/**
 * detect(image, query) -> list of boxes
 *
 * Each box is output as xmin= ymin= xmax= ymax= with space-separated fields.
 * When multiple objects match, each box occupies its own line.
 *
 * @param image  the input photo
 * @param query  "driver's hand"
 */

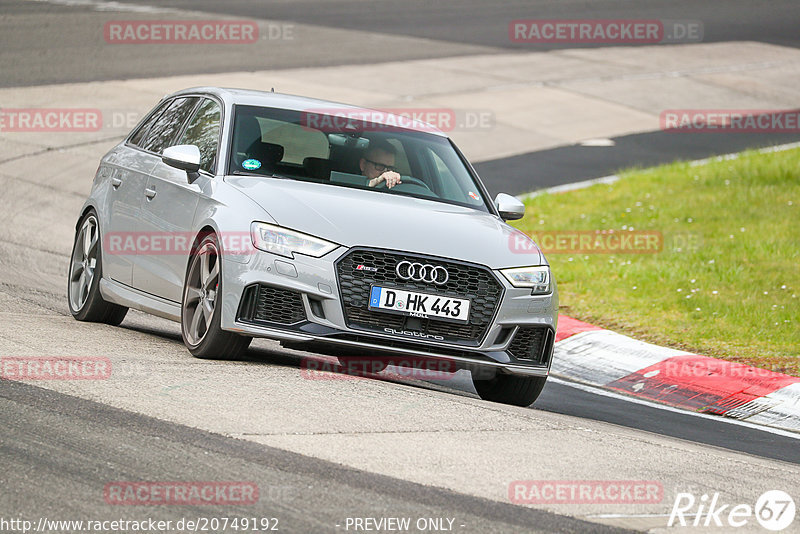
xmin=373 ymin=171 xmax=402 ymax=188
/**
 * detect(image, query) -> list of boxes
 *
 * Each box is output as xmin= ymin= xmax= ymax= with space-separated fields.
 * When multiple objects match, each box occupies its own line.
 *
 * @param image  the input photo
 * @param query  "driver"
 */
xmin=360 ymin=139 xmax=402 ymax=189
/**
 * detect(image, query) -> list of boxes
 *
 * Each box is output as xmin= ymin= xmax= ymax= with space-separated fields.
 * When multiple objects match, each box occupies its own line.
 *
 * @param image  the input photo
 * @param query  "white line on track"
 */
xmin=28 ymin=0 xmax=179 ymax=13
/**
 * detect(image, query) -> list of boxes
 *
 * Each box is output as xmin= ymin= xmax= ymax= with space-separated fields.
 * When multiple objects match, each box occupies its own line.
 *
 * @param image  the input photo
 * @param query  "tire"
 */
xmin=67 ymin=210 xmax=128 ymax=326
xmin=472 ymin=372 xmax=547 ymax=407
xmin=181 ymin=233 xmax=251 ymax=360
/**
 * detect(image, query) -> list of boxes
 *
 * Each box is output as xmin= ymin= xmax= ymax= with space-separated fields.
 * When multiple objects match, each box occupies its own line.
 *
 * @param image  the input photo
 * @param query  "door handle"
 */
xmin=144 ymin=187 xmax=157 ymax=199
xmin=111 ymin=177 xmax=123 ymax=188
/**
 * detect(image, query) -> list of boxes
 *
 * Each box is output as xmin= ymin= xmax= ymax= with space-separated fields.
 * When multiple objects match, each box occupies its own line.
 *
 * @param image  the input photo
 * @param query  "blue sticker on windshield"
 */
xmin=242 ymin=159 xmax=261 ymax=170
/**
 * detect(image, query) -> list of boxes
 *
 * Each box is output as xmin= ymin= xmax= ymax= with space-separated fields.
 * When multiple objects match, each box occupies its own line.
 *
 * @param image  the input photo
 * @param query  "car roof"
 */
xmin=168 ymin=86 xmax=449 ymax=137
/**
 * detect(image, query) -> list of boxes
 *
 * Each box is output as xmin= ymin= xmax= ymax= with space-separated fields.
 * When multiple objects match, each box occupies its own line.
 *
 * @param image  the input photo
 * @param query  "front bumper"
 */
xmin=220 ymin=246 xmax=558 ymax=377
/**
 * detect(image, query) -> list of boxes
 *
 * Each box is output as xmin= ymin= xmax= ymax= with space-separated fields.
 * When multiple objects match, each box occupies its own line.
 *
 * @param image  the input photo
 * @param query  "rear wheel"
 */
xmin=67 ymin=211 xmax=128 ymax=325
xmin=472 ymin=372 xmax=547 ymax=407
xmin=181 ymin=233 xmax=251 ymax=359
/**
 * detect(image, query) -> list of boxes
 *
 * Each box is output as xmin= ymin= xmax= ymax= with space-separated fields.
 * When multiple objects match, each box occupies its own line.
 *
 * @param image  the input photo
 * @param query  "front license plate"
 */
xmin=369 ymin=286 xmax=470 ymax=323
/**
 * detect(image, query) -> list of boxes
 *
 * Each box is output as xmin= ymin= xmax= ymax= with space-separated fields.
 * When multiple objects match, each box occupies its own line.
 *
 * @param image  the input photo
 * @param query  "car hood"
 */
xmin=225 ymin=176 xmax=544 ymax=268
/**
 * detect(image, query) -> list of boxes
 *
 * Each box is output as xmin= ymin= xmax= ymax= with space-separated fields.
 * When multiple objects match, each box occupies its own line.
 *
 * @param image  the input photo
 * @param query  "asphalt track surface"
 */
xmin=1 ymin=379 xmax=627 ymax=534
xmin=3 ymin=0 xmax=800 ymax=85
xmin=4 ymin=0 xmax=800 ymax=194
xmin=474 ymin=130 xmax=800 ymax=196
xmin=2 ymin=1 xmax=800 ymax=532
xmin=57 ymin=0 xmax=800 ymax=52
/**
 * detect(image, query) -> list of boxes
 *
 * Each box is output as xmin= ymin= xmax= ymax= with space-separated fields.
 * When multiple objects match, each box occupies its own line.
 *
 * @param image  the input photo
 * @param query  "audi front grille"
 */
xmin=335 ymin=248 xmax=504 ymax=346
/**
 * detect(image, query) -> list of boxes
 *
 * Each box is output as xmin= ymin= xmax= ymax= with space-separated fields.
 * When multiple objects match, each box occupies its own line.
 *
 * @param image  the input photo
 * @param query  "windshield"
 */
xmin=227 ymin=105 xmax=490 ymax=212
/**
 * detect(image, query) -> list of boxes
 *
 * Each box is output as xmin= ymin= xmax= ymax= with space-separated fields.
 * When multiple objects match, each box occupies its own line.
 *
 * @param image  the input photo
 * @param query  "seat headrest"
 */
xmin=303 ymin=157 xmax=332 ymax=180
xmin=233 ymin=116 xmax=282 ymax=168
xmin=257 ymin=142 xmax=284 ymax=164
xmin=237 ymin=116 xmax=262 ymax=145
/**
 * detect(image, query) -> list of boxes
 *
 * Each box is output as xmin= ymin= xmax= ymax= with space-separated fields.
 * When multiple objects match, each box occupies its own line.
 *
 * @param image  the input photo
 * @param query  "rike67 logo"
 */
xmin=669 ymin=490 xmax=795 ymax=531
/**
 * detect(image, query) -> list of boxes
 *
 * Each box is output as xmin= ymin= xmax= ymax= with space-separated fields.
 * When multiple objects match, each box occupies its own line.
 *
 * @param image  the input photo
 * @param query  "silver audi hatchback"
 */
xmin=68 ymin=87 xmax=558 ymax=406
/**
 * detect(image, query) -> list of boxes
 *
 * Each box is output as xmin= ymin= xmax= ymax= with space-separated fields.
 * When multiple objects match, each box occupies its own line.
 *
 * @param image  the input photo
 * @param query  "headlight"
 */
xmin=250 ymin=222 xmax=338 ymax=259
xmin=500 ymin=266 xmax=551 ymax=294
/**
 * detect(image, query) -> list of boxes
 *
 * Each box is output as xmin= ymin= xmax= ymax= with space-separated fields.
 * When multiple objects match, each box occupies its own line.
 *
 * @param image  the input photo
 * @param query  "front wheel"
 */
xmin=67 ymin=211 xmax=128 ymax=325
xmin=181 ymin=233 xmax=251 ymax=360
xmin=472 ymin=372 xmax=547 ymax=407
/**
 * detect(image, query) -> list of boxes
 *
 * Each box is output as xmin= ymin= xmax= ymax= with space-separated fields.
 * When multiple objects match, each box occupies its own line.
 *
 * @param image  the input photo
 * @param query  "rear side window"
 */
xmin=129 ymin=100 xmax=170 ymax=147
xmin=140 ymin=97 xmax=199 ymax=154
xmin=179 ymin=98 xmax=221 ymax=174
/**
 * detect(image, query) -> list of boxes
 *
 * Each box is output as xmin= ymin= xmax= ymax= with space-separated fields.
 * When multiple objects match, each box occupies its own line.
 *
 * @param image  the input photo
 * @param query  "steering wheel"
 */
xmin=375 ymin=175 xmax=432 ymax=191
xmin=387 ymin=182 xmax=438 ymax=197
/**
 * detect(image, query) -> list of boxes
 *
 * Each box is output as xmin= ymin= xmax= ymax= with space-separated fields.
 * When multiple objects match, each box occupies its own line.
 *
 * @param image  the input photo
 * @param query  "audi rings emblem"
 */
xmin=395 ymin=261 xmax=449 ymax=285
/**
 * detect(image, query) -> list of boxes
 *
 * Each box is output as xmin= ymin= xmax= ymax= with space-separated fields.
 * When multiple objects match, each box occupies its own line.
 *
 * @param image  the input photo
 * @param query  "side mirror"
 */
xmin=163 ymin=144 xmax=201 ymax=184
xmin=494 ymin=193 xmax=525 ymax=221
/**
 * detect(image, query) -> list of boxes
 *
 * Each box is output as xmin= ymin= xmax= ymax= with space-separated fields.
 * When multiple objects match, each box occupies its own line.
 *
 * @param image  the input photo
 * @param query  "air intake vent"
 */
xmin=237 ymin=284 xmax=306 ymax=326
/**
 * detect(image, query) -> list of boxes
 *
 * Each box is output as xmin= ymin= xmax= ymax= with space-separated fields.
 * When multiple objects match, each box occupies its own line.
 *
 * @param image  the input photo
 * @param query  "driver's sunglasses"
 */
xmin=365 ymin=158 xmax=396 ymax=173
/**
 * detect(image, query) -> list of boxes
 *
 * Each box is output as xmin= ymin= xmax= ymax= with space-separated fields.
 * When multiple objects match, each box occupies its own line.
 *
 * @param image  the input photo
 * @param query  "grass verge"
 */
xmin=513 ymin=147 xmax=799 ymax=375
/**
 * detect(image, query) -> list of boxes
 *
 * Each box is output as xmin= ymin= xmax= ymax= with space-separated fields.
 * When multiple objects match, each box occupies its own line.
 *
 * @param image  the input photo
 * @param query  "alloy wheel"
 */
xmin=182 ymin=240 xmax=220 ymax=346
xmin=69 ymin=216 xmax=99 ymax=312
